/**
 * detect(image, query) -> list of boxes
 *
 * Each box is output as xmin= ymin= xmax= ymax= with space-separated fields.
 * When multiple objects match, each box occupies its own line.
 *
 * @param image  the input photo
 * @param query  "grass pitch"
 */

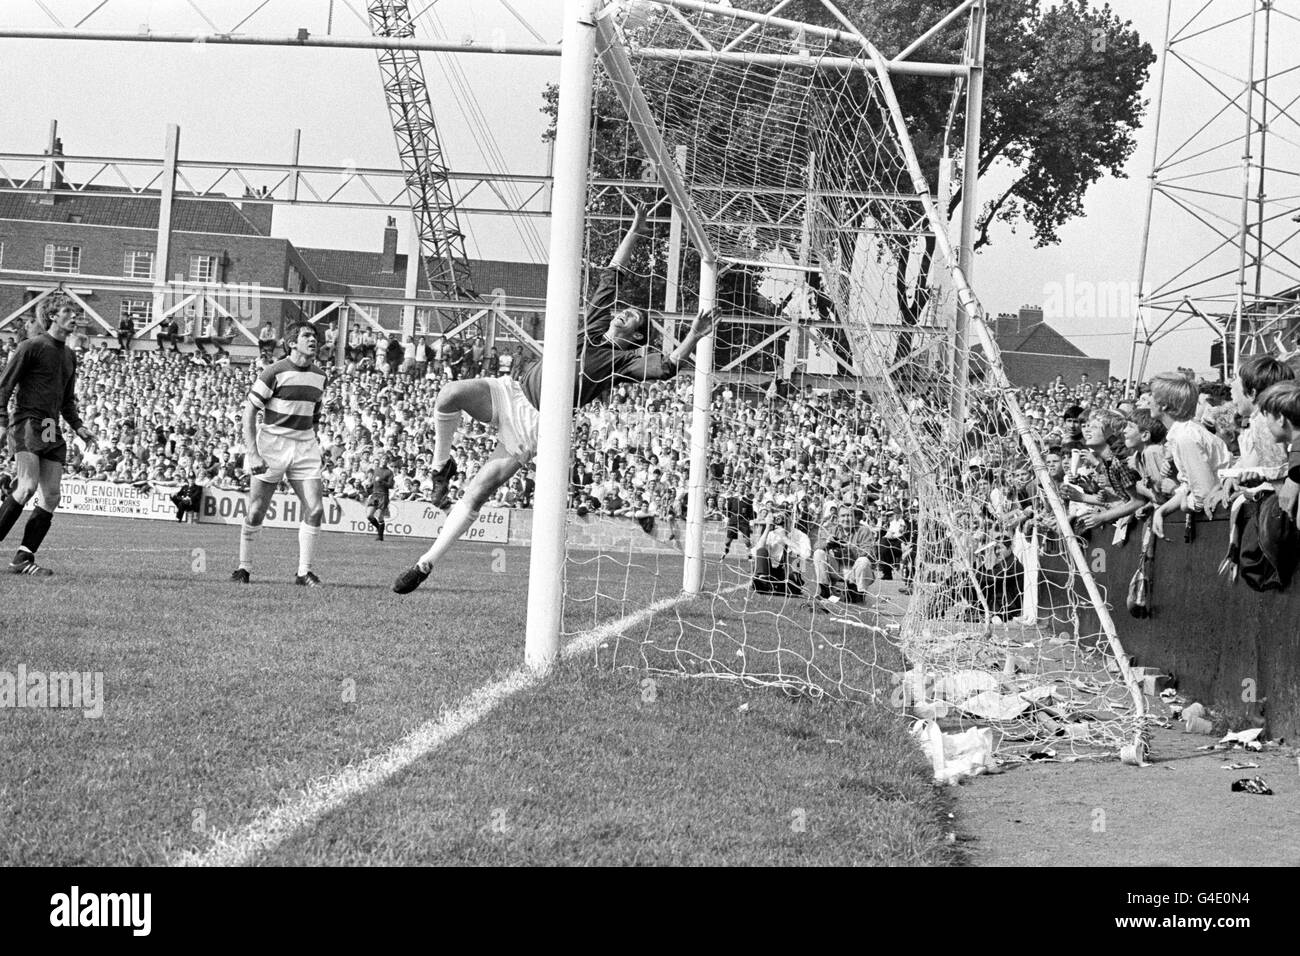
xmin=0 ymin=515 xmax=960 ymax=866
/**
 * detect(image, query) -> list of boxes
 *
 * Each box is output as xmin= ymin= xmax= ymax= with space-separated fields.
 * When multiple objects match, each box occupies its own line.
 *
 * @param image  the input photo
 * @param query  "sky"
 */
xmin=1 ymin=0 xmax=1295 ymax=378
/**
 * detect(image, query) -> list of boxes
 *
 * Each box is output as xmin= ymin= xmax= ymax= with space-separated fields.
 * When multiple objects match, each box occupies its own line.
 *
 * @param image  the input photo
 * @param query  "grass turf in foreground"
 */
xmin=1 ymin=515 xmax=959 ymax=866
xmin=0 ymin=518 xmax=525 ymax=865
xmin=266 ymin=660 xmax=963 ymax=866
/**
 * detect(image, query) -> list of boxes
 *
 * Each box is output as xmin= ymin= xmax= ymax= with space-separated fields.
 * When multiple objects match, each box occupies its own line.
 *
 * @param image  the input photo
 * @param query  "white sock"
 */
xmin=298 ymin=523 xmax=320 ymax=576
xmin=239 ymin=521 xmax=261 ymax=570
xmin=416 ymin=500 xmax=478 ymax=572
xmin=432 ymin=409 xmax=462 ymax=469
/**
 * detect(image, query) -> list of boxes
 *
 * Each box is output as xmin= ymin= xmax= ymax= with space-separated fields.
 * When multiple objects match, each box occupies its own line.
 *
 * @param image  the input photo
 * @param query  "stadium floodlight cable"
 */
xmin=415 ymin=3 xmax=550 ymax=264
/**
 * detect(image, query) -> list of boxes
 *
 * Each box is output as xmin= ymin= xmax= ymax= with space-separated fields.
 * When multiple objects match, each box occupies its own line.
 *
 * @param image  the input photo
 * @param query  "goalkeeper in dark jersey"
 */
xmin=393 ymin=203 xmax=715 ymax=594
xmin=0 ymin=300 xmax=98 ymax=575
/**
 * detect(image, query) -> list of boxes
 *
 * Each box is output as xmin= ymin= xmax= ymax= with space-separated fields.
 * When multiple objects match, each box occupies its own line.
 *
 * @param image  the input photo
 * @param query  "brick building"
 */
xmin=296 ymin=223 xmax=546 ymax=343
xmin=0 ymin=140 xmax=547 ymax=350
xmin=0 ymin=183 xmax=313 ymax=339
xmin=992 ymin=305 xmax=1109 ymax=387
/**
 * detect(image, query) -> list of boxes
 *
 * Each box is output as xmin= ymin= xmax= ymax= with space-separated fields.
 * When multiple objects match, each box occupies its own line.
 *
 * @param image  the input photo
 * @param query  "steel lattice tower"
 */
xmin=368 ymin=0 xmax=477 ymax=329
xmin=1129 ymin=0 xmax=1300 ymax=383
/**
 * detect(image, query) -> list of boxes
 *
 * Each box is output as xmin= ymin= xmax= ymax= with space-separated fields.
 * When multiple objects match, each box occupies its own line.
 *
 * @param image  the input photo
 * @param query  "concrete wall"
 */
xmin=1068 ymin=510 xmax=1300 ymax=741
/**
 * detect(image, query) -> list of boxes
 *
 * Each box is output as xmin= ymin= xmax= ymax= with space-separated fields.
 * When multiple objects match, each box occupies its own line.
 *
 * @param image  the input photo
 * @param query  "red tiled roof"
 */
xmin=0 ymin=184 xmax=266 ymax=236
xmin=996 ymin=318 xmax=1088 ymax=358
xmin=296 ymin=247 xmax=548 ymax=301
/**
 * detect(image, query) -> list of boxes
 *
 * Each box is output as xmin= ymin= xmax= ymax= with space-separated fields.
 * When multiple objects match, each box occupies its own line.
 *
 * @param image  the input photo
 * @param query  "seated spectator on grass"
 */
xmin=752 ymin=511 xmax=807 ymax=596
xmin=810 ymin=508 xmax=872 ymax=603
xmin=170 ymin=474 xmax=205 ymax=522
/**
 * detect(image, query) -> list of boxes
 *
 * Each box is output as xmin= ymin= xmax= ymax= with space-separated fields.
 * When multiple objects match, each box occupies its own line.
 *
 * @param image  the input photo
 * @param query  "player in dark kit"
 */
xmin=366 ymin=456 xmax=395 ymax=541
xmin=393 ymin=203 xmax=715 ymax=594
xmin=0 ymin=301 xmax=98 ymax=575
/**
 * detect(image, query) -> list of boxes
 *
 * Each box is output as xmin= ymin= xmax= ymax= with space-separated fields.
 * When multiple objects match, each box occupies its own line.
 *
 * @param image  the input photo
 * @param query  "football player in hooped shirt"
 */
xmin=393 ymin=202 xmax=715 ymax=594
xmin=231 ymin=322 xmax=328 ymax=587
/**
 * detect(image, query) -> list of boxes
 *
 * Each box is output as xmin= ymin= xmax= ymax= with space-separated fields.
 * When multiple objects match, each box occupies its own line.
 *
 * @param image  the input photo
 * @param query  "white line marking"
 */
xmin=171 ymin=584 xmax=744 ymax=867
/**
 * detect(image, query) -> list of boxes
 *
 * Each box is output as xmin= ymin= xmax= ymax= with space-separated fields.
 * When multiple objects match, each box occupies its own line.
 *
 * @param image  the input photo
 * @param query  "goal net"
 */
xmin=558 ymin=0 xmax=1147 ymax=764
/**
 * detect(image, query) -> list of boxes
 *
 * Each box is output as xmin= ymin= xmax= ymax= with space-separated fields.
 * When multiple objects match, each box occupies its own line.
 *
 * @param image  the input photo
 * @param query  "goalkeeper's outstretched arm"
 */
xmin=610 ymin=202 xmax=650 ymax=270
xmin=667 ymin=308 xmax=716 ymax=369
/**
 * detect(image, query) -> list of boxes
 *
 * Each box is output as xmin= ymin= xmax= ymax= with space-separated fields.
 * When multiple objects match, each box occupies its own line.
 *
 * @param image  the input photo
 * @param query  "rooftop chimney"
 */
xmin=1019 ymin=304 xmax=1044 ymax=330
xmin=381 ymin=216 xmax=399 ymax=273
xmin=240 ymin=185 xmax=273 ymax=236
xmin=40 ymin=122 xmax=64 ymax=204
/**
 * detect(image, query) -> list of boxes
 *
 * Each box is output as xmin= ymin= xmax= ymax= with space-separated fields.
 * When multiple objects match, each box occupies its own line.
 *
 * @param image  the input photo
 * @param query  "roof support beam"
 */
xmin=0 ymin=28 xmax=965 ymax=75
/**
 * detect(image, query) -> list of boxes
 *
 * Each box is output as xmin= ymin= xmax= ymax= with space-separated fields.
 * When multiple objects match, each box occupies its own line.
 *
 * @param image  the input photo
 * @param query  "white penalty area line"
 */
xmin=171 ymin=584 xmax=745 ymax=867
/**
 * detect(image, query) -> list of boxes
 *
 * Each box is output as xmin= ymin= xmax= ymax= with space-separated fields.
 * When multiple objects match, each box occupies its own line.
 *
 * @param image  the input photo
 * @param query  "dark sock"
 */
xmin=19 ymin=506 xmax=54 ymax=556
xmin=0 ymin=494 xmax=23 ymax=542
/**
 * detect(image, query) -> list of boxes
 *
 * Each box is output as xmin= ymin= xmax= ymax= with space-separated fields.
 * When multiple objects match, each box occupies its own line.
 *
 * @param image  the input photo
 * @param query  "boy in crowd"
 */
xmin=1230 ymin=354 xmax=1295 ymax=489
xmin=1060 ymin=409 xmax=1144 ymax=531
xmin=1257 ymin=380 xmax=1300 ymax=520
xmin=1148 ymin=371 xmax=1231 ymax=538
xmin=1123 ymin=408 xmax=1174 ymax=510
xmin=1060 ymin=404 xmax=1086 ymax=452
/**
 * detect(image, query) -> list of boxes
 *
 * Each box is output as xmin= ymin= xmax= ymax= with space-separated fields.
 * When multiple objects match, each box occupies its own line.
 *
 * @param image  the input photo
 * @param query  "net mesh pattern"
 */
xmin=559 ymin=2 xmax=1144 ymax=758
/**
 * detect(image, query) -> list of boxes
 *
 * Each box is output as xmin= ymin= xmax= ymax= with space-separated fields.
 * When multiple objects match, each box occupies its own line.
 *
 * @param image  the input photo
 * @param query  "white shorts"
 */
xmin=255 ymin=432 xmax=323 ymax=484
xmin=488 ymin=375 xmax=540 ymax=465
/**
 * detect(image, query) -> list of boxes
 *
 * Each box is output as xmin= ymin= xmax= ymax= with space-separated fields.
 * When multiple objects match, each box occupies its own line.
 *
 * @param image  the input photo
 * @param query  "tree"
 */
xmin=541 ymin=0 xmax=1154 ymax=374
xmin=782 ymin=0 xmax=1154 ymax=367
xmin=785 ymin=0 xmax=1155 ymax=248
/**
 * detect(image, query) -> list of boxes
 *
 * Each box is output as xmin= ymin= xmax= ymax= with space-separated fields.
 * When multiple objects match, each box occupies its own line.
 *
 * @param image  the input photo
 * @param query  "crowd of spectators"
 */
xmin=3 ymin=318 xmax=1298 ymax=605
xmin=0 ymin=338 xmax=539 ymax=511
